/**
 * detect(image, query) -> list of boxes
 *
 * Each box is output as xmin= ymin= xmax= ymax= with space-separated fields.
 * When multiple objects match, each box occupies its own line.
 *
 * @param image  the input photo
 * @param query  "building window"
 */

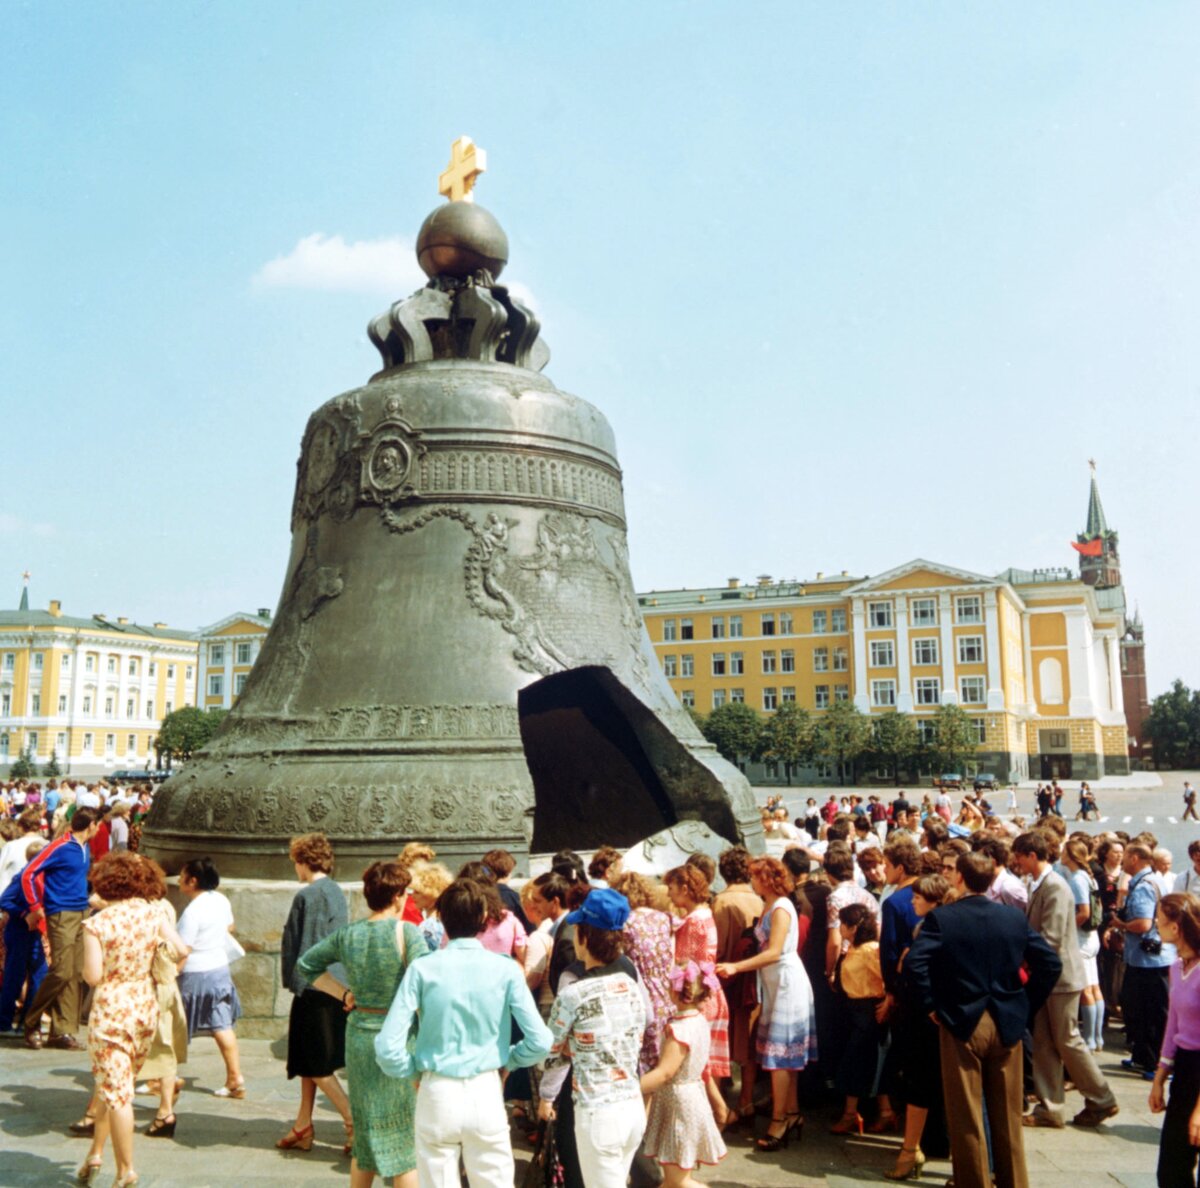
xmin=234 ymin=674 xmax=248 ymax=695
xmin=815 ymin=685 xmax=830 ymax=709
xmin=235 ymin=642 xmax=252 ymax=664
xmin=126 ymin=698 xmax=135 ymax=718
xmin=955 ymin=595 xmax=983 ymax=624
xmin=209 ymin=644 xmax=225 ymax=665
xmin=663 ymin=655 xmax=678 ymax=678
xmin=712 ymin=653 xmax=726 ymax=676
xmin=730 ymin=688 xmax=745 ymax=704
xmin=165 ymin=701 xmax=173 ymax=714
xmin=148 ymin=662 xmax=156 ymax=677
xmin=128 ymin=658 xmax=138 ymax=676
xmin=833 ymin=646 xmax=848 ymax=671
xmin=185 ymin=666 xmax=193 ymax=682
xmin=812 ymin=610 xmax=827 ymax=634
xmin=871 ymin=680 xmax=897 ymax=707
xmin=85 ymin=654 xmax=95 ymax=673
xmin=730 ymin=652 xmax=744 ymax=676
xmin=33 ymin=652 xmax=44 ymax=670
xmin=814 ymin=760 xmax=834 ymax=779
xmin=680 ymin=618 xmax=694 ymax=641
xmin=763 ymin=687 xmax=778 ymax=711
xmin=105 ymin=696 xmax=114 ymax=718
xmin=30 ymin=694 xmax=40 ymax=716
xmin=958 ymin=635 xmax=984 ymax=664
xmin=27 ymin=731 xmax=38 ymax=753
xmin=762 ymin=651 xmax=777 ymax=674
xmin=813 ymin=647 xmax=829 ymax=672
xmin=917 ymin=719 xmax=936 ymax=744
xmin=868 ymin=601 xmax=893 ymax=628
xmin=662 ymin=619 xmax=677 ymax=642
xmin=58 ymin=695 xmax=67 ymax=713
xmin=105 ymin=733 xmax=115 ymax=754
xmin=910 ymin=598 xmax=937 ymax=626
xmin=680 ymin=690 xmax=695 ymax=708
xmin=761 ymin=614 xmax=775 ymax=636
xmin=831 ymin=608 xmax=847 ymax=632
xmin=729 ymin=616 xmax=743 ymax=638
xmin=83 ymin=695 xmax=93 ymax=714
xmin=208 ymin=674 xmax=225 ymax=697
xmin=2 ymin=653 xmax=13 ymax=671
xmin=915 ymin=677 xmax=941 ymax=706
xmin=712 ymin=689 xmax=726 ymax=708
xmin=960 ymin=677 xmax=986 ymax=704
xmin=835 ymin=683 xmax=850 ymax=702
xmin=61 ymin=654 xmax=71 ymax=670
xmin=681 ymin=654 xmax=694 ymax=677
xmin=782 ymin=686 xmax=796 ymax=703
xmin=711 ymin=616 xmax=725 ymax=639
xmin=0 ymin=693 xmax=9 ymax=716
xmin=167 ymin=664 xmax=176 ymax=680
xmin=127 ymin=733 xmax=136 ymax=752
xmin=55 ymin=731 xmax=66 ymax=753
xmin=779 ymin=612 xmax=793 ymax=634
xmin=1047 ymin=730 xmax=1068 ymax=749
xmin=972 ymin=718 xmax=987 ymax=744
xmin=145 ymin=701 xmax=154 ymax=719
xmin=913 ymin=637 xmax=939 ymax=666
xmin=107 ymin=656 xmax=117 ymax=674
xmin=781 ymin=649 xmax=795 ymax=673
xmin=870 ymin=640 xmax=895 ymax=668
xmin=83 ymin=732 xmax=94 ymax=751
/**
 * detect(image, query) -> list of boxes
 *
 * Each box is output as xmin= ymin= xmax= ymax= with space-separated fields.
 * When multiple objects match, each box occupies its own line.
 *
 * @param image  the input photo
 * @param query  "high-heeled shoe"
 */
xmin=343 ymin=1118 xmax=354 ymax=1156
xmin=69 ymin=1114 xmax=96 ymax=1137
xmin=76 ymin=1157 xmax=102 ymax=1184
xmin=867 ymin=1108 xmax=901 ymax=1134
xmin=756 ymin=1116 xmax=792 ymax=1152
xmin=883 ymin=1146 xmax=926 ymax=1181
xmin=829 ymin=1110 xmax=864 ymax=1135
xmin=112 ymin=1173 xmax=139 ymax=1187
xmin=145 ymin=1114 xmax=177 ymax=1139
xmin=276 ymin=1124 xmax=314 ymax=1151
xmin=214 ymin=1079 xmax=246 ymax=1099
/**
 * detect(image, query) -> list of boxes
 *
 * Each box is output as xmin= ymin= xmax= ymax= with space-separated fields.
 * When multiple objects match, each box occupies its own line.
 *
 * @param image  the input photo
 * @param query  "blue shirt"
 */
xmin=1124 ymin=870 xmax=1175 ymax=969
xmin=880 ymin=884 xmax=919 ymax=994
xmin=45 ymin=790 xmax=61 ymax=814
xmin=375 ymin=938 xmax=552 ymax=1080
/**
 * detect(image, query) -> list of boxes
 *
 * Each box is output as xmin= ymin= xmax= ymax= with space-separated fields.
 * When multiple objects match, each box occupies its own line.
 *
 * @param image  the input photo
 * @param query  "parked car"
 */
xmin=110 ymin=769 xmax=172 ymax=783
xmin=973 ymin=773 xmax=999 ymax=792
xmin=934 ymin=773 xmax=962 ymax=791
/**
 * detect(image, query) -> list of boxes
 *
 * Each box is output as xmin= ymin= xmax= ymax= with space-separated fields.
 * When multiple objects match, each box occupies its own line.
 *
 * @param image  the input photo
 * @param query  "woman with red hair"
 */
xmin=716 ymin=857 xmax=816 ymax=1152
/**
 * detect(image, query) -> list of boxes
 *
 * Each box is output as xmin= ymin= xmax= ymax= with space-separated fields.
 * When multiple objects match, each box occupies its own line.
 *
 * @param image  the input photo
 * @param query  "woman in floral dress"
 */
xmin=297 ymin=861 xmax=429 ymax=1188
xmin=77 ymin=853 xmax=188 ymax=1187
xmin=664 ymin=865 xmax=731 ymax=1124
xmin=614 ymin=871 xmax=675 ymax=1073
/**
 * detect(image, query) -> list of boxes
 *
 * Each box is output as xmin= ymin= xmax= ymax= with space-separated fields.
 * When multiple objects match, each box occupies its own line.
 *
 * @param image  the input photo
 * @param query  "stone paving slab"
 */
xmin=0 ymin=1036 xmax=1166 ymax=1186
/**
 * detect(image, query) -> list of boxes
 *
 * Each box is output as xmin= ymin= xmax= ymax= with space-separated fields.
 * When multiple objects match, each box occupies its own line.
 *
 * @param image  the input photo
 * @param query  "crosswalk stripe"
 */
xmin=1147 ymin=817 xmax=1155 ymax=824
xmin=1170 ymin=817 xmax=1179 ymax=824
xmin=1123 ymin=816 xmax=1132 ymax=824
xmin=1099 ymin=817 xmax=1109 ymax=823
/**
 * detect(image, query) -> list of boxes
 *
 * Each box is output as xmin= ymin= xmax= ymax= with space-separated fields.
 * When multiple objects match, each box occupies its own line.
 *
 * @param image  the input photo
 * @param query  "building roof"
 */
xmin=1085 ymin=473 xmax=1109 ymax=538
xmin=0 ymin=608 xmax=196 ymax=642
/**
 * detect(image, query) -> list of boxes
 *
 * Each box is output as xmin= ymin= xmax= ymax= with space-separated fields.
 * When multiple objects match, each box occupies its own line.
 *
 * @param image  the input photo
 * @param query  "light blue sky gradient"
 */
xmin=2 ymin=4 xmax=1197 ymax=695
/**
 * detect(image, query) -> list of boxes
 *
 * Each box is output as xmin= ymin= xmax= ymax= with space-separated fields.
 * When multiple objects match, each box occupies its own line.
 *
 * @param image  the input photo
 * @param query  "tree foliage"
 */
xmin=9 ymin=740 xmax=36 ymax=780
xmin=156 ymin=706 xmax=228 ymax=761
xmin=42 ymin=749 xmax=62 ymax=778
xmin=871 ymin=711 xmax=920 ymax=783
xmin=929 ymin=703 xmax=980 ymax=773
xmin=1145 ymin=680 xmax=1200 ymax=768
xmin=701 ymin=702 xmax=763 ymax=764
xmin=756 ymin=702 xmax=814 ymax=784
xmin=813 ymin=701 xmax=873 ymax=783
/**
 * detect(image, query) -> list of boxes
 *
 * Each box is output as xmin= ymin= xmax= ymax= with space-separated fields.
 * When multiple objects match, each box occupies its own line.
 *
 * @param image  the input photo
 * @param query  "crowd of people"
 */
xmin=1 ymin=773 xmax=1200 ymax=1186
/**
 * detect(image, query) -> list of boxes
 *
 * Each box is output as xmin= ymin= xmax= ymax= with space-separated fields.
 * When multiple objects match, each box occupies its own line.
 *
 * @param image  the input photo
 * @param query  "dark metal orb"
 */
xmin=416 ymin=202 xmax=508 ymax=280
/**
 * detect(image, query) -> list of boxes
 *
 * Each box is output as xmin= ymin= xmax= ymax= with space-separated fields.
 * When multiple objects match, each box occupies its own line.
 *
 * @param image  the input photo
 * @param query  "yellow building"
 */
xmin=195 ymin=611 xmax=272 ymax=710
xmin=0 ymin=585 xmax=199 ymax=775
xmin=639 ymin=557 xmax=1131 ymax=784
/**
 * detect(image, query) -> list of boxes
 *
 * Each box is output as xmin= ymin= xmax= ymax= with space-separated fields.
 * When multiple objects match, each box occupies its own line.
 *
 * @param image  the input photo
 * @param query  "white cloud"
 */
xmin=252 ymin=233 xmax=425 ymax=296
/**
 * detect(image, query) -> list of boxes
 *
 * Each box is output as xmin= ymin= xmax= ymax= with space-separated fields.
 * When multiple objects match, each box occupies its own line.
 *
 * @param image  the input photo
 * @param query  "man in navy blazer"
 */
xmin=906 ymin=851 xmax=1061 ymax=1188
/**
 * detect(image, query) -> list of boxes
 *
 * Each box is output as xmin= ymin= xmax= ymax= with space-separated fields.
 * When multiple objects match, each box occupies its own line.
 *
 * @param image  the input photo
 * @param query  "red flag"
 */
xmin=1071 ymin=538 xmax=1104 ymax=557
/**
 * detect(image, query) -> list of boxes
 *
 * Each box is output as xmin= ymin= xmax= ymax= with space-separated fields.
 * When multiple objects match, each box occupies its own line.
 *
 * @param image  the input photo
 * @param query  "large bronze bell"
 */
xmin=143 ymin=195 xmax=762 ymax=878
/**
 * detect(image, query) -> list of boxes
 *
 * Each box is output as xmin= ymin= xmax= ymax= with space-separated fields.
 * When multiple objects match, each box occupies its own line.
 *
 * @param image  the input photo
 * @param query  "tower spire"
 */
xmin=18 ymin=570 xmax=29 ymax=612
xmin=1084 ymin=459 xmax=1108 ymax=537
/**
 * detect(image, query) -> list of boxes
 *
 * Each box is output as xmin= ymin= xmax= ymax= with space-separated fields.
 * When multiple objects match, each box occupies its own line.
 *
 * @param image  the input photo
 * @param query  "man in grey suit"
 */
xmin=1011 ymin=831 xmax=1118 ymax=1128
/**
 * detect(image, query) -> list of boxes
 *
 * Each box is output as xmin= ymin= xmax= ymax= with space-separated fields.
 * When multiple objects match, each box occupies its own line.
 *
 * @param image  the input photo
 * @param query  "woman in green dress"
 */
xmin=297 ymin=861 xmax=428 ymax=1188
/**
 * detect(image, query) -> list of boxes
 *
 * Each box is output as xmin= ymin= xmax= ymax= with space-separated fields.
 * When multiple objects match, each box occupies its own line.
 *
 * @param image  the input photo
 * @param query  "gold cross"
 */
xmin=438 ymin=137 xmax=487 ymax=203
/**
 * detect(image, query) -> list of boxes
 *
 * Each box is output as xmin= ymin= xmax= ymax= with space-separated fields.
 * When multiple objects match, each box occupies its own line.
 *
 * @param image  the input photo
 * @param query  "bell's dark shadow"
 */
xmin=519 ymin=665 xmax=738 ymax=854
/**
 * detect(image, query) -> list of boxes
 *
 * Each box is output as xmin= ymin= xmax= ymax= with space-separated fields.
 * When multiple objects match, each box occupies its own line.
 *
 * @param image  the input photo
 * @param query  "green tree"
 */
xmin=9 ymin=740 xmax=36 ymax=780
xmin=813 ymin=700 xmax=873 ymax=784
xmin=871 ymin=711 xmax=920 ymax=783
xmin=156 ymin=706 xmax=229 ymax=761
xmin=1145 ymin=680 xmax=1200 ymax=769
xmin=42 ymin=749 xmax=62 ymax=778
xmin=756 ymin=702 xmax=814 ymax=784
xmin=702 ymin=702 xmax=764 ymax=765
xmin=685 ymin=706 xmax=708 ymax=735
xmin=930 ymin=703 xmax=980 ymax=774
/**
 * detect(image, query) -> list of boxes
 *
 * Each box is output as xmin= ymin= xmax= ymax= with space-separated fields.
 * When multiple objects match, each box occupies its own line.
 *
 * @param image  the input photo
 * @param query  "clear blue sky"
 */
xmin=2 ymin=3 xmax=1197 ymax=696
